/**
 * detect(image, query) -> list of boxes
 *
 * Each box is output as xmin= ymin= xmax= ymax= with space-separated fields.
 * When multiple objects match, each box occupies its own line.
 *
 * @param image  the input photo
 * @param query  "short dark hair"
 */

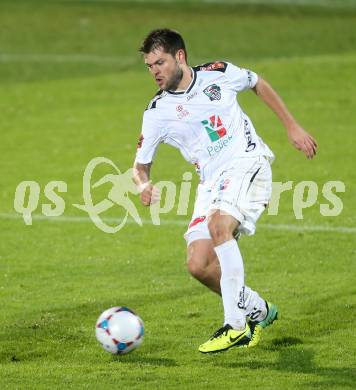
xmin=139 ymin=28 xmax=187 ymax=61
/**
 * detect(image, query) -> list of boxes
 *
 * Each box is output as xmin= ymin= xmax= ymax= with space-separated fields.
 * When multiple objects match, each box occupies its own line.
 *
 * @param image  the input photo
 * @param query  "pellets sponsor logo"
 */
xmin=201 ymin=115 xmax=233 ymax=157
xmin=201 ymin=115 xmax=227 ymax=142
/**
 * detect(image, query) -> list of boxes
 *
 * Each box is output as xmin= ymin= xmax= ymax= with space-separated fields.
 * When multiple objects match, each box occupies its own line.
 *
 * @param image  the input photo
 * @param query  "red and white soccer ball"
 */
xmin=95 ymin=306 xmax=144 ymax=354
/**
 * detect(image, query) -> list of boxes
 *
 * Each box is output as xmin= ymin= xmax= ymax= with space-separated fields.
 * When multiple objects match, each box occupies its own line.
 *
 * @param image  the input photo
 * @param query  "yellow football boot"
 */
xmin=199 ymin=323 xmax=251 ymax=353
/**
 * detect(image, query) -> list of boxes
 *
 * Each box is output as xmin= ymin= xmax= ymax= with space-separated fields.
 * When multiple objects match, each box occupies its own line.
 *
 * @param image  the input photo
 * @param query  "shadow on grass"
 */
xmin=270 ymin=337 xmax=303 ymax=347
xmin=112 ymin=354 xmax=177 ymax=367
xmin=0 ymin=288 xmax=199 ymax=364
xmin=0 ymin=351 xmax=178 ymax=368
xmin=216 ymin=338 xmax=356 ymax=387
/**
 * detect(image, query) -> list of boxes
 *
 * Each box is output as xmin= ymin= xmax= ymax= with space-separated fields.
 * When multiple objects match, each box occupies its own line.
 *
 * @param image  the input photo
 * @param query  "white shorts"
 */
xmin=184 ymin=156 xmax=272 ymax=246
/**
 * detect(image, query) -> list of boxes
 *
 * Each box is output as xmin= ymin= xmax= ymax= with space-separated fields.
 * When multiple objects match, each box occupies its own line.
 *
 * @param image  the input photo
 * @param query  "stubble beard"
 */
xmin=163 ymin=63 xmax=184 ymax=91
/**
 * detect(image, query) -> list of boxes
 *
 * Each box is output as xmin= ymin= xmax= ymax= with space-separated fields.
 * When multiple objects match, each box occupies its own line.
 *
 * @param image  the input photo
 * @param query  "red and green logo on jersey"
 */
xmin=201 ymin=115 xmax=227 ymax=142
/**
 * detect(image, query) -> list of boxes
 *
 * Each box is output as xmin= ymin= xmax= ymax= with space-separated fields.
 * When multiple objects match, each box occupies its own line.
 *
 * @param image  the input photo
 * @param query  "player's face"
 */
xmin=144 ymin=48 xmax=184 ymax=91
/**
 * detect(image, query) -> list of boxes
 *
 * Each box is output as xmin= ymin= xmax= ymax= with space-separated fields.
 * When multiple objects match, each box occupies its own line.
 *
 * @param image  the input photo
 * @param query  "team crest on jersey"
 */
xmin=201 ymin=115 xmax=226 ymax=141
xmin=203 ymin=84 xmax=221 ymax=101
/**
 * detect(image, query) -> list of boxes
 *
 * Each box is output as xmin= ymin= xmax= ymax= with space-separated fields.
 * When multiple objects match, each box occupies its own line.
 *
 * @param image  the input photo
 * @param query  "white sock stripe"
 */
xmin=0 ymin=213 xmax=354 ymax=234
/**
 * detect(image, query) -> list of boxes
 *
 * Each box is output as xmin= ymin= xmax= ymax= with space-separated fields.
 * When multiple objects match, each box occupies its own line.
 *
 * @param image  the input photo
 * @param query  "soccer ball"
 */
xmin=95 ymin=306 xmax=144 ymax=354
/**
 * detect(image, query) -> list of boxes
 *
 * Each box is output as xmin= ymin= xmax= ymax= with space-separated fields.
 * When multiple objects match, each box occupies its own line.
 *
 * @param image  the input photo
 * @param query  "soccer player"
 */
xmin=133 ymin=29 xmax=317 ymax=353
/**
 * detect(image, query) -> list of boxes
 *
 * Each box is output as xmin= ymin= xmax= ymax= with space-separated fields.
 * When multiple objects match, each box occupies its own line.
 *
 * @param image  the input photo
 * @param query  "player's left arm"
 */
xmin=252 ymin=77 xmax=317 ymax=159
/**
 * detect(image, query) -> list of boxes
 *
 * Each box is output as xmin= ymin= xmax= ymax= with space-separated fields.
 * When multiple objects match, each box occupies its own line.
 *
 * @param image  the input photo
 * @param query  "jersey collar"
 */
xmin=167 ymin=67 xmax=197 ymax=95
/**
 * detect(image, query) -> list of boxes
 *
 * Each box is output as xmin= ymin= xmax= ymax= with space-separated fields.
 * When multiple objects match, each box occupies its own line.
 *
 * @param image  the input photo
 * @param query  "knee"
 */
xmin=208 ymin=220 xmax=231 ymax=246
xmin=187 ymin=254 xmax=205 ymax=280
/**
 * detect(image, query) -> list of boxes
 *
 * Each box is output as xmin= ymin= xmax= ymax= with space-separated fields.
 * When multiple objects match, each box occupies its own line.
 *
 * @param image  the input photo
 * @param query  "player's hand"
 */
xmin=139 ymin=182 xmax=160 ymax=206
xmin=287 ymin=124 xmax=317 ymax=159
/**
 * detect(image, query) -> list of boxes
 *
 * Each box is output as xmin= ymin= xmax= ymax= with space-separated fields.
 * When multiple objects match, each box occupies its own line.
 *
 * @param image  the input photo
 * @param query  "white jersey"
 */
xmin=135 ymin=61 xmax=274 ymax=182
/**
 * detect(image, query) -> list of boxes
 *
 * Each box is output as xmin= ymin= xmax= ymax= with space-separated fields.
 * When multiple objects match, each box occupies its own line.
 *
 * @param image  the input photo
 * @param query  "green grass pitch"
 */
xmin=0 ymin=1 xmax=355 ymax=389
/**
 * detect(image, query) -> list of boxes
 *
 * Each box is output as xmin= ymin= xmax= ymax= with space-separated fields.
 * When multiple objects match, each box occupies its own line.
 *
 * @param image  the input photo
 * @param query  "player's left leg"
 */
xmin=186 ymin=226 xmax=276 ymax=350
xmin=186 ymin=238 xmax=272 ymax=322
xmin=199 ymin=156 xmax=277 ymax=352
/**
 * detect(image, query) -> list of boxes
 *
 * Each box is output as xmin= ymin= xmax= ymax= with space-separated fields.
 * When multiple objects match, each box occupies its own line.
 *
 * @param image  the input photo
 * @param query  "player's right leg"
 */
xmin=186 ymin=239 xmax=221 ymax=295
xmin=184 ymin=181 xmax=221 ymax=294
xmin=198 ymin=211 xmax=252 ymax=353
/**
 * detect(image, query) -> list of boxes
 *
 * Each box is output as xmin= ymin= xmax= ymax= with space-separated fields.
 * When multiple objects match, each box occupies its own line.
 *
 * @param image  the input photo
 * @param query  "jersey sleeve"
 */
xmin=134 ymin=110 xmax=164 ymax=165
xmin=224 ymin=62 xmax=258 ymax=92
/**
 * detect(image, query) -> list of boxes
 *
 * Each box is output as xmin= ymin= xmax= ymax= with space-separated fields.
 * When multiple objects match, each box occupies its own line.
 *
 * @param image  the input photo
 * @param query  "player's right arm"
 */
xmin=133 ymin=108 xmax=164 ymax=206
xmin=133 ymin=162 xmax=155 ymax=206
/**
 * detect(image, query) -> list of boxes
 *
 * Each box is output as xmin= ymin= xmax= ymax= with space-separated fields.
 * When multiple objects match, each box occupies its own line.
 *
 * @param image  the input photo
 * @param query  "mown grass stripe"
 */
xmin=0 ymin=213 xmax=354 ymax=233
